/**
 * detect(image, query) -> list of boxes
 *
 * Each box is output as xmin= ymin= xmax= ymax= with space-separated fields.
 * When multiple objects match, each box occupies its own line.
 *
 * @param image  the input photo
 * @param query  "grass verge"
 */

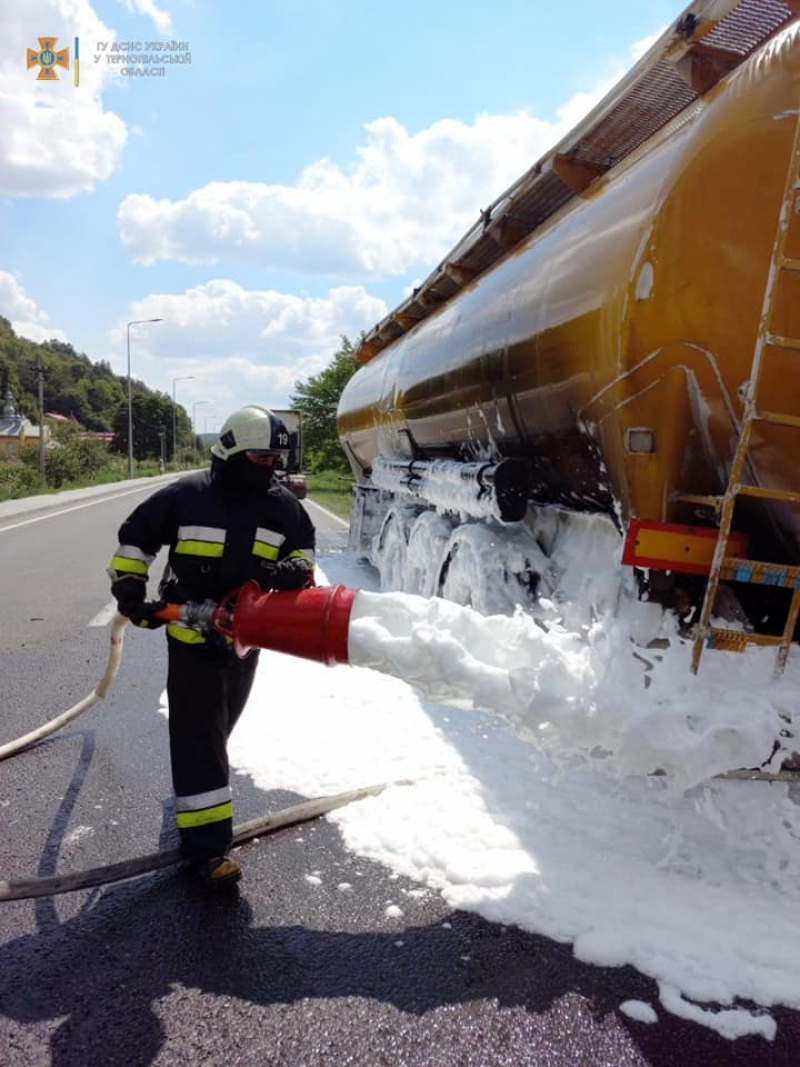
xmin=306 ymin=471 xmax=353 ymax=521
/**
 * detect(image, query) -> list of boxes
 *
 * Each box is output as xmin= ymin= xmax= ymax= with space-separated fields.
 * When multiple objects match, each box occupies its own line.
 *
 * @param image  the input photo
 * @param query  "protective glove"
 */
xmin=127 ymin=599 xmax=168 ymax=630
xmin=110 ymin=574 xmax=167 ymax=629
xmin=110 ymin=573 xmax=146 ymax=618
xmin=259 ymin=558 xmax=314 ymax=591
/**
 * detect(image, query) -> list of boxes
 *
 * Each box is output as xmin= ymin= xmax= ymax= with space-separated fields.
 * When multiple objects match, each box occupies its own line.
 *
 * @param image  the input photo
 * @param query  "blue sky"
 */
xmin=2 ymin=0 xmax=680 ymax=431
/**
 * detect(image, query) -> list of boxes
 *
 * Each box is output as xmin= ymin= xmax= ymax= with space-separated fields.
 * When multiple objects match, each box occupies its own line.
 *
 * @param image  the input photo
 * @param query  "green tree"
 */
xmin=18 ymin=421 xmax=115 ymax=488
xmin=290 ymin=336 xmax=358 ymax=473
xmin=110 ymin=392 xmax=174 ymax=461
xmin=0 ymin=320 xmax=176 ymax=435
xmin=0 ymin=319 xmax=195 ymax=498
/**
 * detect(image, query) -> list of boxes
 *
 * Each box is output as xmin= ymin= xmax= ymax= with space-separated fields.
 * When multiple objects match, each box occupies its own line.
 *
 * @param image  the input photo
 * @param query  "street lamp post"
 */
xmin=127 ymin=318 xmax=163 ymax=479
xmin=192 ymin=400 xmax=209 ymax=467
xmin=33 ymin=364 xmax=47 ymax=484
xmin=172 ymin=375 xmax=194 ymax=466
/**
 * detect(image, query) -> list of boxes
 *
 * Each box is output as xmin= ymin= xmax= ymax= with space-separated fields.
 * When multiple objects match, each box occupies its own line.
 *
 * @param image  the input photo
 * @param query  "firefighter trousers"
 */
xmin=166 ymin=638 xmax=260 ymax=862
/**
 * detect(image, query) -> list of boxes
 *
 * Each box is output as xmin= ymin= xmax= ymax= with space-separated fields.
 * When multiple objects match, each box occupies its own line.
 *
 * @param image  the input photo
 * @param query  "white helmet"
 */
xmin=210 ymin=405 xmax=290 ymax=461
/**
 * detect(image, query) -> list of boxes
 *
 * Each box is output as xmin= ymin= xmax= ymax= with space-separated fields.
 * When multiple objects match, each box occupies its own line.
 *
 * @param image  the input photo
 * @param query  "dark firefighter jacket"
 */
xmin=109 ymin=466 xmax=316 ymax=646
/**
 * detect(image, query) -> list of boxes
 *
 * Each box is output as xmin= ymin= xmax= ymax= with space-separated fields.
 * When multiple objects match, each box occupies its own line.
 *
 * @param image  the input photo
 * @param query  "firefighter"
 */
xmin=108 ymin=405 xmax=316 ymax=889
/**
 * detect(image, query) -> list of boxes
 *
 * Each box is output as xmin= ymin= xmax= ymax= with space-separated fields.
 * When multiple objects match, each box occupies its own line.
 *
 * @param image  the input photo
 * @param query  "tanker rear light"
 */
xmin=622 ymin=518 xmax=750 ymax=576
xmin=625 ymin=428 xmax=656 ymax=455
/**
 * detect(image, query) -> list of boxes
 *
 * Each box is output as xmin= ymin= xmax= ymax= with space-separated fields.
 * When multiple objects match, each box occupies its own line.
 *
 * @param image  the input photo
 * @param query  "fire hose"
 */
xmin=0 ymin=614 xmax=129 ymax=762
xmin=0 ymin=781 xmax=399 ymax=901
xmin=0 ymin=582 xmax=358 ymax=765
xmin=6 ymin=579 xmax=790 ymax=900
xmin=0 ymin=582 xmax=396 ymax=900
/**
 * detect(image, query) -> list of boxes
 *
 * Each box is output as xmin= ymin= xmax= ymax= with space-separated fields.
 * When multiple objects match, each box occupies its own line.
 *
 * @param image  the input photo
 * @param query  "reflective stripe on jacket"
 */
xmin=108 ymin=469 xmax=316 ymax=643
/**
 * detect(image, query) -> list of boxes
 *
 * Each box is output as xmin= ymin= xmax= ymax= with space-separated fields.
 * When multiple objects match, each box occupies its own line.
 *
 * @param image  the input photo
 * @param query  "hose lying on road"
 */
xmin=0 ymin=781 xmax=398 ymax=901
xmin=0 ymin=614 xmax=129 ymax=762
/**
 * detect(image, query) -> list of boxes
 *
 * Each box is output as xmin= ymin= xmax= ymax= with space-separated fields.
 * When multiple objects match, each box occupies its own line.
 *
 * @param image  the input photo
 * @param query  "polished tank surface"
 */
xmin=338 ymin=19 xmax=800 ymax=528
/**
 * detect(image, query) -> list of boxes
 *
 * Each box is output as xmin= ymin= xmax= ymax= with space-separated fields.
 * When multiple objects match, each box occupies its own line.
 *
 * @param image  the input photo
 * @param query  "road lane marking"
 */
xmin=1 ymin=485 xmax=346 ymax=533
xmin=88 ymin=602 xmax=120 ymax=627
xmin=304 ymin=499 xmax=349 ymax=528
xmin=0 ymin=485 xmax=161 ymax=534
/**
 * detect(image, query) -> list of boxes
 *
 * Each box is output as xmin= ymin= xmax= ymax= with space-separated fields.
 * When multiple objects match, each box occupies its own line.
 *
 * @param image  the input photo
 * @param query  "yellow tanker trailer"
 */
xmin=337 ymin=0 xmax=800 ymax=674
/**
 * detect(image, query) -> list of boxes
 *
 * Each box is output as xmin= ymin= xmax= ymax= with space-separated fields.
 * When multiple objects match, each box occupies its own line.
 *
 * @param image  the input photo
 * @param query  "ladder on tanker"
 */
xmin=691 ymin=108 xmax=800 ymax=677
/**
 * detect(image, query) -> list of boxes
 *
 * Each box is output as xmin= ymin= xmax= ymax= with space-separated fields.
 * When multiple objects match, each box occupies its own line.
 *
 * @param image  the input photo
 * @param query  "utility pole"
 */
xmin=33 ymin=365 xmax=47 ymax=484
xmin=192 ymin=400 xmax=208 ymax=467
xmin=127 ymin=317 xmax=163 ymax=478
xmin=172 ymin=375 xmax=193 ymax=466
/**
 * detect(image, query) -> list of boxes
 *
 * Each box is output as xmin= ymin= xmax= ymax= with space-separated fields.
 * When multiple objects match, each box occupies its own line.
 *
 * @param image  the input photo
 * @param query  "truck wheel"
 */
xmin=374 ymin=506 xmax=415 ymax=592
xmin=405 ymin=512 xmax=453 ymax=596
xmin=437 ymin=525 xmax=547 ymax=615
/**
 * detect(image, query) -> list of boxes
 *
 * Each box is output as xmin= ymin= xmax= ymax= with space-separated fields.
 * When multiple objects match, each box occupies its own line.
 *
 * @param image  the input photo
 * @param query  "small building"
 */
xmin=0 ymin=389 xmax=50 ymax=456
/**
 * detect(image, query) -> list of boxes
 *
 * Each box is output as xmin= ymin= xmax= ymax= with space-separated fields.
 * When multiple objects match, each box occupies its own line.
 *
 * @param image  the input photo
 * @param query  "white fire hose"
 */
xmin=0 ymin=614 xmax=129 ymax=762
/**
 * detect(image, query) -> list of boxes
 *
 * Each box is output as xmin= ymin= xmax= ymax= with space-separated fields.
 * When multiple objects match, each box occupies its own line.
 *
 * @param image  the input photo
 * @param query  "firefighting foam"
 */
xmin=345 ymin=586 xmax=789 ymax=790
xmin=226 ymin=548 xmax=800 ymax=1043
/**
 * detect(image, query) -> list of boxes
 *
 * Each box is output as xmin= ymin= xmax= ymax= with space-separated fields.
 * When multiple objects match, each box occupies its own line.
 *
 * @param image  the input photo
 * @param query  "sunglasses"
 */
xmin=245 ymin=450 xmax=280 ymax=466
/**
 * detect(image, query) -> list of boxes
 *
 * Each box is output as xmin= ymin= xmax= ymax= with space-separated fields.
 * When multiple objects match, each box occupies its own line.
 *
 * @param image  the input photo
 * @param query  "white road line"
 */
xmin=0 ymin=485 xmax=156 ymax=534
xmin=305 ymin=499 xmax=349 ymax=528
xmin=87 ymin=602 xmax=120 ymax=627
xmin=1 ymin=486 xmax=346 ymax=533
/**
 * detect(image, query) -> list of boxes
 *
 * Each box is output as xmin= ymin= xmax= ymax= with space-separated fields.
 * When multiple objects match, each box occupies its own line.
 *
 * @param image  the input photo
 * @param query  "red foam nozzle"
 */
xmin=226 ymin=580 xmax=357 ymax=665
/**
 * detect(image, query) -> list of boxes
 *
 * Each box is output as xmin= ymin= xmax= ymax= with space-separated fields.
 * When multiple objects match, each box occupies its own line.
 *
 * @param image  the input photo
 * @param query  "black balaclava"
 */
xmin=212 ymin=451 xmax=275 ymax=495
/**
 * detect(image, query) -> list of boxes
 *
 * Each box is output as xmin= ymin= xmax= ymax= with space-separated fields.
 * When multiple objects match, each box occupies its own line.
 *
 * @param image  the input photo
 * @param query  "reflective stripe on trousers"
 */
xmin=166 ymin=637 xmax=259 ymax=862
xmin=175 ymin=785 xmax=233 ymax=829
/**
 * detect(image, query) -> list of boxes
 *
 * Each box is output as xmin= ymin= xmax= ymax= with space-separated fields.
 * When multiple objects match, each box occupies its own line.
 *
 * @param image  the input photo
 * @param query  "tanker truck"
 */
xmin=336 ymin=0 xmax=800 ymax=675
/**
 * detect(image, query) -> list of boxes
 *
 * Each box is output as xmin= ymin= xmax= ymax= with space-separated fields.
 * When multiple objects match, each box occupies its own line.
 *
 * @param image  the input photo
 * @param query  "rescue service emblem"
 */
xmin=26 ymin=37 xmax=70 ymax=80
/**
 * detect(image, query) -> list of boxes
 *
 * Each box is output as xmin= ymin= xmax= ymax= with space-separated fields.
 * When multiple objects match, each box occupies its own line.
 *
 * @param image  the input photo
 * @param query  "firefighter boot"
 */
xmin=197 ymin=855 xmax=242 ymax=890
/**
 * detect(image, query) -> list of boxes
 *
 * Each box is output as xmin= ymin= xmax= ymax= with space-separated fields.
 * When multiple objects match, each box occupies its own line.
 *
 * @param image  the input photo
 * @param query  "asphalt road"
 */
xmin=0 ymin=478 xmax=798 ymax=1066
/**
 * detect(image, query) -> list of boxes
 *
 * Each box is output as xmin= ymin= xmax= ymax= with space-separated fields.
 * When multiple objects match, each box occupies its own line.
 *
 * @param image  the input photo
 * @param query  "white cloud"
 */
xmin=117 ymin=111 xmax=558 ymax=277
xmin=0 ymin=270 xmax=67 ymax=342
xmin=116 ymin=33 xmax=659 ymax=279
xmin=119 ymin=0 xmax=173 ymax=34
xmin=0 ymin=0 xmax=127 ymax=198
xmin=109 ymin=280 xmax=386 ymax=413
xmin=632 ymin=29 xmax=666 ymax=61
